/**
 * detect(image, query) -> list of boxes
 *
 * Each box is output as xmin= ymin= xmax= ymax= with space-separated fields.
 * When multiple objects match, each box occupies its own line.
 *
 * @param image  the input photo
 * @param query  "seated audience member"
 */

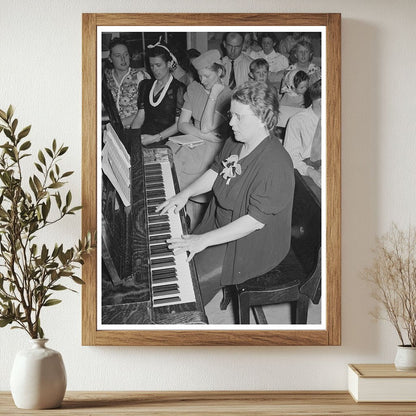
xmin=279 ymin=32 xmax=312 ymax=59
xmin=242 ymin=32 xmax=262 ymax=58
xmin=251 ymin=33 xmax=289 ymax=74
xmin=131 ymin=40 xmax=185 ymax=146
xmin=170 ymin=49 xmax=232 ymax=229
xmin=287 ymin=40 xmax=320 ymax=76
xmin=284 ymin=78 xmax=322 ymax=187
xmin=249 ymin=59 xmax=279 ymax=96
xmin=279 ymin=69 xmax=309 ymax=108
xmin=221 ymin=32 xmax=252 ymax=89
xmin=157 ymin=81 xmax=294 ymax=315
xmin=104 ymin=38 xmax=149 ymax=128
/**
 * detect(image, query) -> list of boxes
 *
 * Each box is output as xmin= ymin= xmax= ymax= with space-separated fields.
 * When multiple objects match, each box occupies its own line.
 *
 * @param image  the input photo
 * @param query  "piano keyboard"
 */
xmin=144 ymin=160 xmax=197 ymax=308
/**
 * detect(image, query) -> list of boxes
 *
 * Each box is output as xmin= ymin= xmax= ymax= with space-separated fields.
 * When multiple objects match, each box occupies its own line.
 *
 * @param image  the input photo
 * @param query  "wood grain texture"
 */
xmin=350 ymin=364 xmax=416 ymax=378
xmin=82 ymin=13 xmax=341 ymax=346
xmin=1 ymin=391 xmax=416 ymax=415
xmin=326 ymin=13 xmax=342 ymax=346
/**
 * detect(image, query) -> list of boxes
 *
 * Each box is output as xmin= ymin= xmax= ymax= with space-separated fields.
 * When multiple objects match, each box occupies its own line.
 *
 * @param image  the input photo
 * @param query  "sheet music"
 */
xmin=102 ymin=123 xmax=131 ymax=206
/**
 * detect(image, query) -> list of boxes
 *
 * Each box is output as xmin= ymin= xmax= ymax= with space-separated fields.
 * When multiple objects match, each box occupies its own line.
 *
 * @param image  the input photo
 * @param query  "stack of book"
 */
xmin=348 ymin=364 xmax=416 ymax=402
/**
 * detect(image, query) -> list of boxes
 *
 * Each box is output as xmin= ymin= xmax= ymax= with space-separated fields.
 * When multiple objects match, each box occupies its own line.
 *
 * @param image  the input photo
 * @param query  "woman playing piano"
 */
xmin=131 ymin=40 xmax=186 ymax=146
xmin=157 ymin=81 xmax=295 ymax=316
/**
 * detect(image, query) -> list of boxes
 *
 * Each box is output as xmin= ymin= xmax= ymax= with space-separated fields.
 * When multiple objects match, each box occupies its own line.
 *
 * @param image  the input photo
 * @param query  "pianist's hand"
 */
xmin=167 ymin=234 xmax=208 ymax=262
xmin=156 ymin=193 xmax=188 ymax=215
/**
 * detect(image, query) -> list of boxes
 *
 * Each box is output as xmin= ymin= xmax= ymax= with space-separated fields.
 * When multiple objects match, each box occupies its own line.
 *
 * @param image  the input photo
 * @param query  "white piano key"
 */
xmin=144 ymin=160 xmax=196 ymax=308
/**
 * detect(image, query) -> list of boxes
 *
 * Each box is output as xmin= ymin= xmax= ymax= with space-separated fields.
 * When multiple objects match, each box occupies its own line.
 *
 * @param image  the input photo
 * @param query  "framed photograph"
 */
xmin=82 ymin=13 xmax=341 ymax=346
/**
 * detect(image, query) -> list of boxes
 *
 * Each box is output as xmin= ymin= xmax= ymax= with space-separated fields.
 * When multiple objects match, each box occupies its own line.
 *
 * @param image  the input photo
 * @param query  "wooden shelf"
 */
xmin=1 ymin=391 xmax=416 ymax=415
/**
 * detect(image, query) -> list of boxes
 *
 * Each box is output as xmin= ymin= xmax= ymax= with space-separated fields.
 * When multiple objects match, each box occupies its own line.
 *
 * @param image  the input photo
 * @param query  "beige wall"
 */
xmin=1 ymin=0 xmax=416 ymax=390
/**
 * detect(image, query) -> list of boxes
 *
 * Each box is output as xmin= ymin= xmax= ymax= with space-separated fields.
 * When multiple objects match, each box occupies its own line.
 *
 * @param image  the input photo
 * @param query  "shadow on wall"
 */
xmin=340 ymin=19 xmax=381 ymax=355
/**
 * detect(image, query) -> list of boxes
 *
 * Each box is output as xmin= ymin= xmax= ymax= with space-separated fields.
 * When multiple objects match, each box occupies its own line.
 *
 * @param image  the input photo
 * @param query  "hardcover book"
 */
xmin=348 ymin=364 xmax=416 ymax=402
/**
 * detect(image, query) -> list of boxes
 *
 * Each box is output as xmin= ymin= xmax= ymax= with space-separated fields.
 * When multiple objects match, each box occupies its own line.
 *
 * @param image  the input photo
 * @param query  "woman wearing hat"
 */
xmin=158 ymin=81 xmax=294 ymax=318
xmin=131 ymin=40 xmax=186 ymax=146
xmin=170 ymin=49 xmax=232 ymax=229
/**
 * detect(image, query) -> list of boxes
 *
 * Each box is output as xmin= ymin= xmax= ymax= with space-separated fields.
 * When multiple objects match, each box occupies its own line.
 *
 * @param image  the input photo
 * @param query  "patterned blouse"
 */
xmin=104 ymin=67 xmax=148 ymax=121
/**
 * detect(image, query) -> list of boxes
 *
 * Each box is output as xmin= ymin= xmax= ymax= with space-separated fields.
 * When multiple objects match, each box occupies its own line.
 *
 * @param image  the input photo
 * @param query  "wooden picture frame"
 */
xmin=82 ymin=13 xmax=341 ymax=346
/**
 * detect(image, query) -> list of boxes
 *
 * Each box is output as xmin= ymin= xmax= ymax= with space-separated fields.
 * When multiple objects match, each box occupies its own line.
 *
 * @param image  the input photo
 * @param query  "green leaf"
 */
xmin=52 ymin=139 xmax=57 ymax=152
xmin=71 ymin=276 xmax=85 ymax=285
xmin=41 ymin=244 xmax=48 ymax=262
xmin=38 ymin=150 xmax=46 ymax=165
xmin=45 ymin=148 xmax=53 ymax=158
xmin=58 ymin=146 xmax=68 ymax=156
xmin=33 ymin=175 xmax=42 ymax=192
xmin=43 ymin=299 xmax=62 ymax=307
xmin=69 ymin=206 xmax=82 ymax=213
xmin=0 ymin=109 xmax=7 ymax=121
xmin=0 ymin=317 xmax=13 ymax=327
xmin=61 ymin=171 xmax=74 ymax=178
xmin=32 ymin=167 xmax=42 ymax=179
xmin=38 ymin=325 xmax=44 ymax=339
xmin=6 ymin=105 xmax=14 ymax=122
xmin=65 ymin=191 xmax=72 ymax=207
xmin=48 ymin=182 xmax=64 ymax=189
xmin=19 ymin=140 xmax=31 ymax=151
xmin=55 ymin=192 xmax=62 ymax=209
xmin=17 ymin=125 xmax=31 ymax=140
xmin=41 ymin=202 xmax=50 ymax=220
xmin=4 ymin=129 xmax=12 ymax=140
xmin=50 ymin=285 xmax=68 ymax=291
xmin=11 ymin=118 xmax=18 ymax=133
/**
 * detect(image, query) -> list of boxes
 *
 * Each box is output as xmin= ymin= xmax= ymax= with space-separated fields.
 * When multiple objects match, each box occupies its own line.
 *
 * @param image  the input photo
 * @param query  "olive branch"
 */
xmin=0 ymin=105 xmax=95 ymax=339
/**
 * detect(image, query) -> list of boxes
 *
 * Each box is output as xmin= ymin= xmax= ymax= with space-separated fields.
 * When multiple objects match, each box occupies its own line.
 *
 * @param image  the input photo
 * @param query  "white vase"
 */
xmin=10 ymin=338 xmax=67 ymax=409
xmin=394 ymin=345 xmax=416 ymax=371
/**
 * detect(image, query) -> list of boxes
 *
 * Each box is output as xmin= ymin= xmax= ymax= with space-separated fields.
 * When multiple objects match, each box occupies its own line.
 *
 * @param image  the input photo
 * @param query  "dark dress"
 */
xmin=193 ymin=136 xmax=295 ymax=305
xmin=137 ymin=77 xmax=185 ymax=143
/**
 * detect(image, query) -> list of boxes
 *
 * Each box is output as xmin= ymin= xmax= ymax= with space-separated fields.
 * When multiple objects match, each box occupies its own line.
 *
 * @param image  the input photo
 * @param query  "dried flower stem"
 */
xmin=363 ymin=223 xmax=416 ymax=347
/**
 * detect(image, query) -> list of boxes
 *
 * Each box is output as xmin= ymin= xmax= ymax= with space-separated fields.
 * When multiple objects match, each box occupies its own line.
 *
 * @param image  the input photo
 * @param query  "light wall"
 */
xmin=1 ymin=0 xmax=416 ymax=391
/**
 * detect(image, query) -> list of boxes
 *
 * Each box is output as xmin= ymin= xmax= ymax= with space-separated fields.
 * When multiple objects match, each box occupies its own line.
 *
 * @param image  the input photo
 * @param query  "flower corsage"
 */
xmin=220 ymin=155 xmax=242 ymax=185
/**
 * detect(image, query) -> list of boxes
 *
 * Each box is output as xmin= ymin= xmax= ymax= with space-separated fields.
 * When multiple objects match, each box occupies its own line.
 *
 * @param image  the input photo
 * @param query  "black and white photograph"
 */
xmin=98 ymin=27 xmax=325 ymax=330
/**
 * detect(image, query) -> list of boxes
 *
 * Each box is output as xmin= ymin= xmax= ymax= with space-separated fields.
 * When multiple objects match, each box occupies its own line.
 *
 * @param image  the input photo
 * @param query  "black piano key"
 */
xmin=144 ymin=162 xmax=161 ymax=169
xmin=151 ymin=257 xmax=175 ymax=265
xmin=145 ymin=168 xmax=162 ymax=175
xmin=146 ymin=189 xmax=166 ymax=198
xmin=151 ymin=259 xmax=176 ymax=268
xmin=149 ymin=215 xmax=169 ymax=224
xmin=151 ymin=244 xmax=171 ymax=253
xmin=152 ymin=275 xmax=178 ymax=284
xmin=149 ymin=233 xmax=171 ymax=243
xmin=145 ymin=175 xmax=164 ymax=183
xmin=149 ymin=224 xmax=171 ymax=234
xmin=147 ymin=198 xmax=166 ymax=205
xmin=152 ymin=267 xmax=177 ymax=276
xmin=146 ymin=182 xmax=165 ymax=190
xmin=153 ymin=283 xmax=179 ymax=294
xmin=153 ymin=296 xmax=181 ymax=306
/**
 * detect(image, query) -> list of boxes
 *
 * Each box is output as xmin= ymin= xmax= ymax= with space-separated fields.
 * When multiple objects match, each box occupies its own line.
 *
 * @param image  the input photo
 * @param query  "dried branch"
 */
xmin=363 ymin=223 xmax=416 ymax=346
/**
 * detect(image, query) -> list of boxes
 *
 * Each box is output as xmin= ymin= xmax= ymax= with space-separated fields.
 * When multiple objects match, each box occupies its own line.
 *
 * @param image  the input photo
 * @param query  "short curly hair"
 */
xmin=232 ymin=81 xmax=279 ymax=130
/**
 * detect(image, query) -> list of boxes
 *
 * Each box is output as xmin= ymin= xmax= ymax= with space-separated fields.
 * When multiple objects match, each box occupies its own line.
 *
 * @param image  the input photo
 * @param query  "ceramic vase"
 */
xmin=10 ymin=338 xmax=67 ymax=409
xmin=394 ymin=345 xmax=416 ymax=371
